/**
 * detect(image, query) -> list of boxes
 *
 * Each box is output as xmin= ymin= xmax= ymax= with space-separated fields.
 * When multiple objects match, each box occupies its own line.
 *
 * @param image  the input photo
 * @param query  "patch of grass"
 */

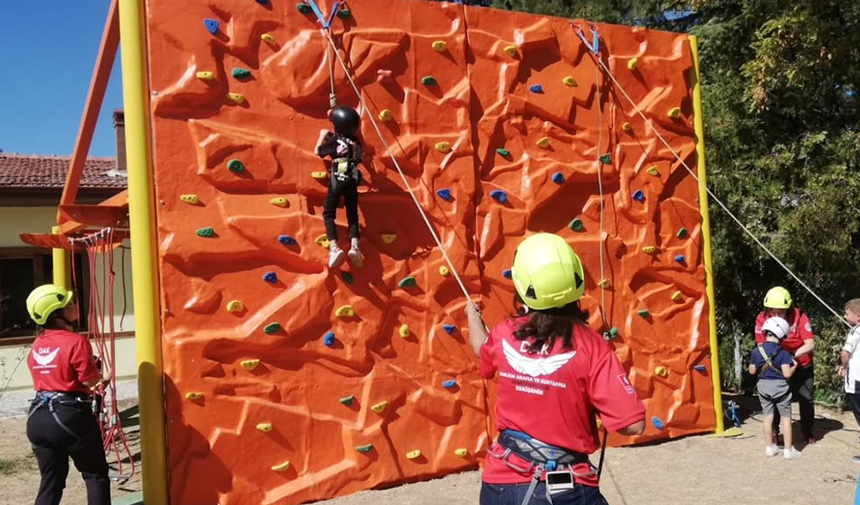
xmin=0 ymin=456 xmax=36 ymax=475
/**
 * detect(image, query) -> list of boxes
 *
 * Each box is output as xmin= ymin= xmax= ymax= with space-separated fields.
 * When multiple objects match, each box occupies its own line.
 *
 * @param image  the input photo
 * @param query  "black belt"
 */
xmin=495 ymin=430 xmax=589 ymax=471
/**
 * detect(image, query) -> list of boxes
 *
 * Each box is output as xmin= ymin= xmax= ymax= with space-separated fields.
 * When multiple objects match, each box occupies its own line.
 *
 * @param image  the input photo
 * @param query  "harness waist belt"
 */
xmin=34 ymin=391 xmax=93 ymax=403
xmin=496 ymin=430 xmax=589 ymax=468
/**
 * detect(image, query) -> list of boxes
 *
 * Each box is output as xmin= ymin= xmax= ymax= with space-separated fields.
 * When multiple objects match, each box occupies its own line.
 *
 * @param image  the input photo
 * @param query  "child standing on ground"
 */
xmin=839 ymin=299 xmax=860 ymax=462
xmin=749 ymin=316 xmax=802 ymax=459
xmin=315 ymin=106 xmax=363 ymax=269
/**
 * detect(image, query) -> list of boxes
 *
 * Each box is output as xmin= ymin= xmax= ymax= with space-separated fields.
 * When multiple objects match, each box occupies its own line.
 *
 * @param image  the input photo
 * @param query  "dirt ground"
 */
xmin=2 ymin=400 xmax=859 ymax=504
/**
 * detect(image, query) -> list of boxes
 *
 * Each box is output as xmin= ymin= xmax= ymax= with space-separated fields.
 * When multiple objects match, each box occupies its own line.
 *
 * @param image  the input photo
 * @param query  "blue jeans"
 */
xmin=480 ymin=482 xmax=609 ymax=505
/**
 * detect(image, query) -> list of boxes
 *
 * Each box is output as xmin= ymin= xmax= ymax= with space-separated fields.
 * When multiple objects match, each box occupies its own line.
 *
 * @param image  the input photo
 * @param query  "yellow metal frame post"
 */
xmin=51 ymin=226 xmax=71 ymax=289
xmin=118 ymin=0 xmax=169 ymax=502
xmin=690 ymin=35 xmax=725 ymax=433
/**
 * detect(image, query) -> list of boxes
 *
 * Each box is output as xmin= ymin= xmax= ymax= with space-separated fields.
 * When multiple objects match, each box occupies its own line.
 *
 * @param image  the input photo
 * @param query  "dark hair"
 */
xmin=512 ymin=293 xmax=589 ymax=354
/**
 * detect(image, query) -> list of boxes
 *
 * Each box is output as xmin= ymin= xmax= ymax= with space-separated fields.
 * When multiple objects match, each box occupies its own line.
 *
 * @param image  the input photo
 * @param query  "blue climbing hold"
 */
xmin=529 ymin=84 xmax=544 ymax=93
xmin=693 ymin=364 xmax=707 ymax=372
xmin=651 ymin=417 xmax=664 ymax=430
xmin=442 ymin=324 xmax=456 ymax=335
xmin=323 ymin=331 xmax=335 ymax=347
xmin=502 ymin=269 xmax=512 ymax=279
xmin=674 ymin=254 xmax=686 ymax=264
xmin=254 ymin=0 xmax=268 ymax=3
xmin=632 ymin=190 xmax=645 ymax=202
xmin=436 ymin=188 xmax=452 ymax=201
xmin=442 ymin=379 xmax=457 ymax=389
xmin=552 ymin=172 xmax=565 ymax=184
xmin=263 ymin=271 xmax=278 ymax=283
xmin=278 ymin=235 xmax=297 ymax=246
xmin=490 ymin=190 xmax=507 ymax=203
xmin=203 ymin=19 xmax=219 ymax=34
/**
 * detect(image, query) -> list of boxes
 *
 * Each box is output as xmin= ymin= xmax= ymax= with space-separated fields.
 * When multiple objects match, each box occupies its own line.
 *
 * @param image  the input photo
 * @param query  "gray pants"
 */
xmin=758 ymin=379 xmax=792 ymax=418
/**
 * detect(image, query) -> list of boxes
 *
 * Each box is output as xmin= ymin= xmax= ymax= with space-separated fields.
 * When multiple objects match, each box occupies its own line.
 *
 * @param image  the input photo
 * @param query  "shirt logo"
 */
xmin=32 ymin=347 xmax=60 ymax=368
xmin=502 ymin=339 xmax=575 ymax=377
xmin=617 ymin=374 xmax=635 ymax=395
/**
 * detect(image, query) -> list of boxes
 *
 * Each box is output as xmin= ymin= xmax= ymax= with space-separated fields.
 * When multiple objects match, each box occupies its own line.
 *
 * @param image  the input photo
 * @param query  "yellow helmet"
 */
xmin=763 ymin=286 xmax=792 ymax=309
xmin=511 ymin=233 xmax=585 ymax=310
xmin=26 ymin=284 xmax=74 ymax=326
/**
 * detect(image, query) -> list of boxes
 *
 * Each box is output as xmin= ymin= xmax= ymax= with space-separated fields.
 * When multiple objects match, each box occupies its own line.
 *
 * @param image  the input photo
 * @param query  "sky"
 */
xmin=0 ymin=1 xmax=123 ymax=157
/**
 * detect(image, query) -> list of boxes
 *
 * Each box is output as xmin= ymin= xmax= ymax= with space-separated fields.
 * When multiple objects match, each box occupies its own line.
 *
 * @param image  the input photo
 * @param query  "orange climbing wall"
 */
xmin=144 ymin=1 xmax=715 ymax=503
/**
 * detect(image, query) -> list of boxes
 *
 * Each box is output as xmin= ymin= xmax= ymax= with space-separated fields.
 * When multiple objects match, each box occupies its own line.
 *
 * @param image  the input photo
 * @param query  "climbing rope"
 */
xmin=575 ymin=25 xmax=850 ymax=328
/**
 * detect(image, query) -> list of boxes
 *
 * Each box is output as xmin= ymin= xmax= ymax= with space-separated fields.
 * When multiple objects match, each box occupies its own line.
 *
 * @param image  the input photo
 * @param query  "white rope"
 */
xmin=588 ymin=52 xmax=850 ymax=327
xmin=593 ymin=59 xmax=609 ymax=328
xmin=322 ymin=34 xmax=473 ymax=301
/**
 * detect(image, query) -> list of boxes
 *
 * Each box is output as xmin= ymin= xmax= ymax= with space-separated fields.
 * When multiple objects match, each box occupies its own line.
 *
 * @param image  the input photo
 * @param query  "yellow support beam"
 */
xmin=690 ymin=35 xmax=725 ymax=434
xmin=118 ymin=0 xmax=169 ymax=502
xmin=51 ymin=226 xmax=70 ymax=289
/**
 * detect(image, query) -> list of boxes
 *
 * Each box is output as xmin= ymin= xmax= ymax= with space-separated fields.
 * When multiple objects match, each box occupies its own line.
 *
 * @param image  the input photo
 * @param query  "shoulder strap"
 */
xmin=757 ymin=345 xmax=775 ymax=374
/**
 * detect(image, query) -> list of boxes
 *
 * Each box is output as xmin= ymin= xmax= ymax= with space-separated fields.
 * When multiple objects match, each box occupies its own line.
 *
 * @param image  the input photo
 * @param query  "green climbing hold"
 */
xmin=598 ymin=153 xmax=612 ymax=164
xmin=341 ymin=272 xmax=354 ymax=285
xmin=568 ymin=219 xmax=584 ymax=231
xmin=637 ymin=309 xmax=649 ymax=318
xmin=421 ymin=76 xmax=437 ymax=86
xmin=227 ymin=159 xmax=245 ymax=173
xmin=609 ymin=327 xmax=619 ymax=337
xmin=496 ymin=148 xmax=510 ymax=157
xmin=296 ymin=3 xmax=312 ymax=13
xmin=263 ymin=322 xmax=281 ymax=334
xmin=677 ymin=227 xmax=688 ymax=239
xmin=232 ymin=68 xmax=251 ymax=79
xmin=340 ymin=395 xmax=355 ymax=406
xmin=355 ymin=444 xmax=373 ymax=453
xmin=399 ymin=276 xmax=417 ymax=288
xmin=336 ymin=9 xmax=351 ymax=19
xmin=196 ymin=227 xmax=215 ymax=237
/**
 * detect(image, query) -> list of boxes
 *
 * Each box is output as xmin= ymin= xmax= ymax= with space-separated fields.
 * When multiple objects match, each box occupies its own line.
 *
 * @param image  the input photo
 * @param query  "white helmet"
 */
xmin=761 ymin=317 xmax=790 ymax=340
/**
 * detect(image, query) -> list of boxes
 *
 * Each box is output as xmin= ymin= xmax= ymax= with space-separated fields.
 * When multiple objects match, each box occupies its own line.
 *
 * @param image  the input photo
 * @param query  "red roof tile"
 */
xmin=0 ymin=153 xmax=126 ymax=190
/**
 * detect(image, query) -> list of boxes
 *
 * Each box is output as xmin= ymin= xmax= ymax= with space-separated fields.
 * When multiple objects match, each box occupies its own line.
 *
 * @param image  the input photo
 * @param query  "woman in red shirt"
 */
xmin=25 ymin=284 xmax=109 ymax=505
xmin=466 ymin=233 xmax=645 ymax=505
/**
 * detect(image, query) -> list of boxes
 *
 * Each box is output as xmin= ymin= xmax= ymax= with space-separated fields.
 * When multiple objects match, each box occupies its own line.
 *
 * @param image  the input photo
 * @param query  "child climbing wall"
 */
xmin=144 ymin=0 xmax=715 ymax=504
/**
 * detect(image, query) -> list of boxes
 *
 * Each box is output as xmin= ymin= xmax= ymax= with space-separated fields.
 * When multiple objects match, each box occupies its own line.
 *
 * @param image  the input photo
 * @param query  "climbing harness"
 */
xmin=28 ymin=391 xmax=94 ymax=450
xmin=329 ymin=133 xmax=363 ymax=188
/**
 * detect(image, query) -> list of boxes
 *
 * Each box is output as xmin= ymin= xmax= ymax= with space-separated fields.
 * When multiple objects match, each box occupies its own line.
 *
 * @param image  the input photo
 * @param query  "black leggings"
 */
xmin=772 ymin=364 xmax=815 ymax=440
xmin=323 ymin=179 xmax=360 ymax=241
xmin=27 ymin=401 xmax=110 ymax=505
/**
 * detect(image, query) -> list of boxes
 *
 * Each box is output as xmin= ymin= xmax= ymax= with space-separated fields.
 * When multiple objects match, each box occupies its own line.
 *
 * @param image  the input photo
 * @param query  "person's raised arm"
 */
xmin=465 ymin=302 xmax=488 ymax=357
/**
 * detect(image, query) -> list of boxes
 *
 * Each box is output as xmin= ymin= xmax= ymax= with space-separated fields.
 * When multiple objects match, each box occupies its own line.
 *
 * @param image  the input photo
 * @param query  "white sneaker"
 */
xmin=783 ymin=447 xmax=802 ymax=460
xmin=765 ymin=444 xmax=782 ymax=457
xmin=348 ymin=246 xmax=363 ymax=268
xmin=328 ymin=245 xmax=346 ymax=268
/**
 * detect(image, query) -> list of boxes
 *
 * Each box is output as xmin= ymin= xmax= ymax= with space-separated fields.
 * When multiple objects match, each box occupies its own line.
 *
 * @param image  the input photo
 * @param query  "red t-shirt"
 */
xmin=480 ymin=317 xmax=645 ymax=486
xmin=28 ymin=329 xmax=99 ymax=395
xmin=754 ymin=308 xmax=814 ymax=367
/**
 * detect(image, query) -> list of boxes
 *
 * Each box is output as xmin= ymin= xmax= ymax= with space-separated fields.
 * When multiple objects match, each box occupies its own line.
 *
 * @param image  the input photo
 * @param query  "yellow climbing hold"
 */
xmin=240 ymin=359 xmax=260 ymax=371
xmin=371 ymin=401 xmax=388 ymax=413
xmin=269 ymin=197 xmax=288 ymax=207
xmin=185 ymin=392 xmax=204 ymax=400
xmin=432 ymin=40 xmax=447 ymax=52
xmin=315 ymin=234 xmax=330 ymax=248
xmin=454 ymin=448 xmax=469 ymax=457
xmin=563 ymin=76 xmax=577 ymax=87
xmin=378 ymin=109 xmax=393 ymax=122
xmin=598 ymin=279 xmax=611 ymax=288
xmin=226 ymin=300 xmax=244 ymax=312
xmin=227 ymin=92 xmax=245 ymax=104
xmin=311 ymin=171 xmax=327 ymax=179
xmin=406 ymin=450 xmax=421 ymax=460
xmin=642 ymin=246 xmax=657 ymax=254
xmin=271 ymin=461 xmax=290 ymax=472
xmin=196 ymin=71 xmax=214 ymax=81
xmin=399 ymin=324 xmax=410 ymax=338
xmin=646 ymin=166 xmax=660 ymax=176
xmin=503 ymin=45 xmax=518 ymax=57
xmin=655 ymin=366 xmax=668 ymax=378
xmin=439 ymin=266 xmax=450 ymax=276
xmin=667 ymin=107 xmax=682 ymax=118
xmin=381 ymin=233 xmax=397 ymax=244
xmin=536 ymin=137 xmax=550 ymax=148
xmin=256 ymin=423 xmax=273 ymax=432
xmin=336 ymin=305 xmax=355 ymax=317
xmin=261 ymin=33 xmax=276 ymax=44
xmin=179 ymin=194 xmax=199 ymax=204
xmin=627 ymin=57 xmax=639 ymax=70
xmin=622 ymin=122 xmax=632 ymax=131
xmin=435 ymin=141 xmax=451 ymax=153
xmin=671 ymin=290 xmax=683 ymax=301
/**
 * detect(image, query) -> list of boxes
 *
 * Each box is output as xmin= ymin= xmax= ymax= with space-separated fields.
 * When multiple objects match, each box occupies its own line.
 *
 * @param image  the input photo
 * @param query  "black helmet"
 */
xmin=330 ymin=106 xmax=360 ymax=136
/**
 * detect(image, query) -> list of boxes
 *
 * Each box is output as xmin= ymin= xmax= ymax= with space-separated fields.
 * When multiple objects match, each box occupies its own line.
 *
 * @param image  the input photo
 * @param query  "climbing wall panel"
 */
xmin=144 ymin=1 xmax=714 ymax=504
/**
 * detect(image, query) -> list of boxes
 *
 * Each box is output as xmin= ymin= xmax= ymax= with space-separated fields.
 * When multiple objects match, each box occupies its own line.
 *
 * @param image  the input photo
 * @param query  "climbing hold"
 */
xmin=271 ymin=461 xmax=290 ymax=472
xmin=380 ymin=233 xmax=397 ymax=244
xmin=203 ymin=19 xmax=219 ymax=34
xmin=496 ymin=148 xmax=510 ymax=157
xmin=311 ymin=171 xmax=327 ymax=179
xmin=256 ymin=423 xmax=273 ymax=432
xmin=632 ymin=190 xmax=645 ymax=202
xmin=240 ymin=359 xmax=260 ymax=371
xmin=421 ymin=76 xmax=437 ymax=86
xmin=341 ymin=272 xmax=354 ymax=284
xmin=529 ymin=84 xmax=544 ymax=93
xmin=378 ymin=109 xmax=393 ymax=122
xmin=336 ymin=305 xmax=355 ymax=317
xmin=296 ymin=3 xmax=312 ymax=13
xmin=598 ymin=278 xmax=611 ymax=288
xmin=676 ymin=228 xmax=688 ymax=239
xmin=642 ymin=246 xmax=657 ymax=254
xmin=693 ymin=364 xmax=707 ymax=372
xmin=654 ymin=366 xmax=668 ymax=378
xmin=671 ymin=291 xmax=683 ymax=301
xmin=185 ymin=392 xmax=204 ymax=400
xmin=315 ymin=234 xmax=330 ymax=248
xmin=336 ymin=9 xmax=351 ymax=19
xmin=399 ymin=276 xmax=417 ymax=288
xmin=627 ymin=57 xmax=639 ymax=70
xmin=227 ymin=93 xmax=245 ymax=104
xmin=454 ymin=448 xmax=469 ymax=457
xmin=371 ymin=401 xmax=388 ymax=413
xmin=340 ymin=395 xmax=355 ymax=406
xmin=261 ymin=33 xmax=277 ymax=44
xmin=278 ymin=235 xmax=297 ymax=246
xmin=667 ymin=107 xmax=682 ymax=118
xmin=598 ymin=153 xmax=611 ymax=164
xmin=652 ymin=417 xmax=665 ymax=430
xmin=442 ymin=324 xmax=456 ymax=335
xmin=674 ymin=254 xmax=686 ymax=264
xmin=180 ymin=194 xmax=199 ymax=204
xmin=226 ymin=300 xmax=244 ymax=313
xmin=355 ymin=444 xmax=374 ymax=453
xmin=552 ymin=172 xmax=565 ymax=184
xmin=536 ymin=137 xmax=550 ymax=148
xmin=502 ymin=269 xmax=512 ymax=279
xmin=608 ymin=327 xmax=619 ymax=339
xmin=490 ymin=190 xmax=507 ymax=203
xmin=435 ymin=141 xmax=451 ymax=153
xmin=323 ymin=331 xmax=335 ymax=347
xmin=232 ymin=68 xmax=251 ymax=79
xmin=442 ymin=379 xmax=457 ymax=389
xmin=269 ymin=197 xmax=288 ymax=207
xmin=568 ymin=218 xmax=584 ymax=231
xmin=254 ymin=0 xmax=268 ymax=4
xmin=431 ymin=40 xmax=447 ymax=52
xmin=622 ymin=122 xmax=632 ymax=131
xmin=196 ymin=227 xmax=215 ymax=237
xmin=637 ymin=309 xmax=650 ymax=318
xmin=563 ymin=76 xmax=577 ymax=87
xmin=646 ymin=165 xmax=659 ymax=176
xmin=262 ymin=271 xmax=278 ymax=283
xmin=439 ymin=266 xmax=449 ymax=276
xmin=195 ymin=71 xmax=214 ymax=81
xmin=263 ymin=322 xmax=281 ymax=334
xmin=227 ymin=159 xmax=245 ymax=173
xmin=399 ymin=324 xmax=410 ymax=337
xmin=436 ymin=188 xmax=452 ymax=201
xmin=406 ymin=450 xmax=422 ymax=460
xmin=376 ymin=69 xmax=393 ymax=82
xmin=503 ymin=45 xmax=518 ymax=57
